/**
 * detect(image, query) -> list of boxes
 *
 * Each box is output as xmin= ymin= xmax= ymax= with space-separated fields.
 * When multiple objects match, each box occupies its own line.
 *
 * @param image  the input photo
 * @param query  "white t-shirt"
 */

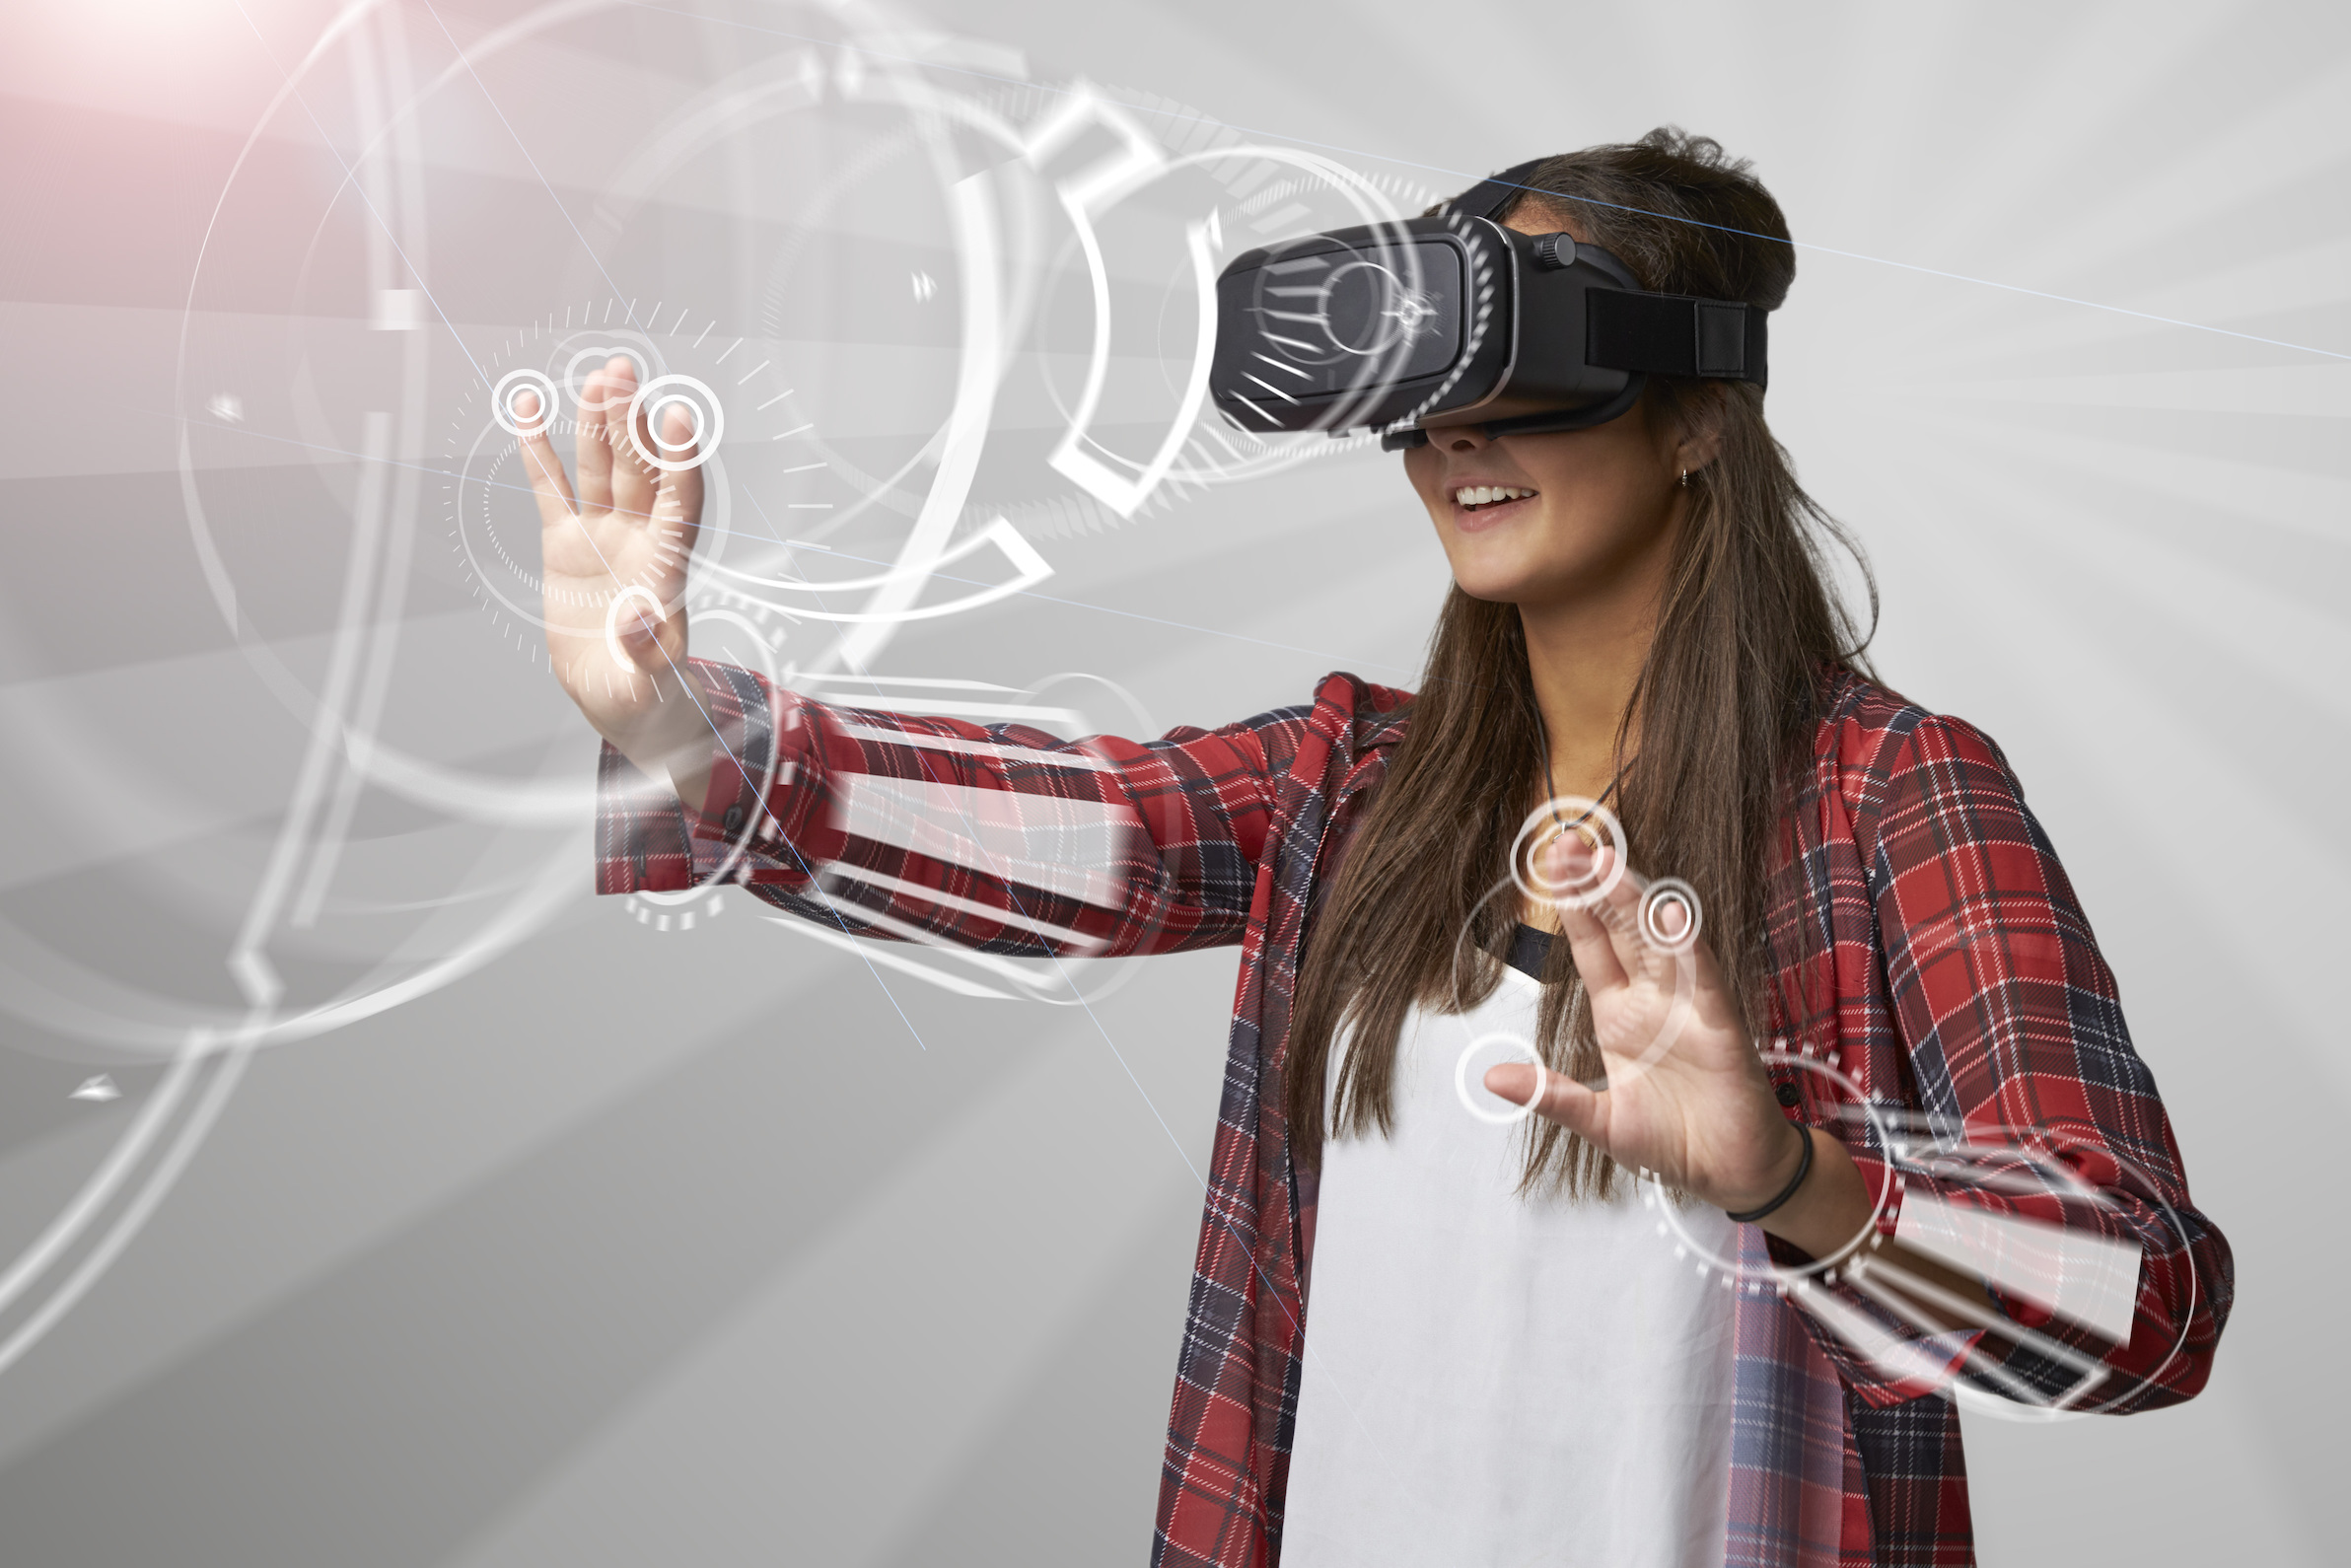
xmin=1280 ymin=943 xmax=1739 ymax=1568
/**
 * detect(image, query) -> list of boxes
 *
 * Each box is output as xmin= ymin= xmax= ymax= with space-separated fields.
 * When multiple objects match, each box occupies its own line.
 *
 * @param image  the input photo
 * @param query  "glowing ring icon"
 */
xmin=491 ymin=369 xmax=559 ymax=438
xmin=626 ymin=375 xmax=723 ymax=472
xmin=604 ymin=584 xmax=665 ymax=674
xmin=1508 ymin=796 xmax=1627 ymax=911
xmin=649 ymin=393 xmax=703 ymax=452
xmin=1454 ymin=1032 xmax=1547 ymax=1126
xmin=1638 ymin=878 xmax=1703 ymax=955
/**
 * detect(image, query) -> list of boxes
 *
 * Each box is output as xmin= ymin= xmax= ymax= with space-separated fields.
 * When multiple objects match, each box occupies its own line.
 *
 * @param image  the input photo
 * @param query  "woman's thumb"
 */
xmin=605 ymin=587 xmax=670 ymax=675
xmin=1484 ymin=1063 xmax=1601 ymax=1137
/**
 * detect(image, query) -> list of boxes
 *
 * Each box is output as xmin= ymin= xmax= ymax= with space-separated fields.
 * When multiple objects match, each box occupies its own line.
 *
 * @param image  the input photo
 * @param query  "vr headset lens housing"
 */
xmin=1213 ymin=226 xmax=1473 ymax=430
xmin=1261 ymin=244 xmax=1463 ymax=383
xmin=1208 ymin=161 xmax=1769 ymax=448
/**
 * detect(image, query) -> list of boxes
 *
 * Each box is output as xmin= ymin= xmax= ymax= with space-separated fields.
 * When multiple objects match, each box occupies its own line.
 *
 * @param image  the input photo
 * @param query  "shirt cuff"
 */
xmin=595 ymin=660 xmax=835 ymax=896
xmin=595 ymin=660 xmax=770 ymax=894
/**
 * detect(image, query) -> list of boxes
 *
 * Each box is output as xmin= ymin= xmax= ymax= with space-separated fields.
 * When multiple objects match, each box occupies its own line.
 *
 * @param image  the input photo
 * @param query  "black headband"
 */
xmin=1448 ymin=156 xmax=1768 ymax=390
xmin=1444 ymin=158 xmax=1551 ymax=223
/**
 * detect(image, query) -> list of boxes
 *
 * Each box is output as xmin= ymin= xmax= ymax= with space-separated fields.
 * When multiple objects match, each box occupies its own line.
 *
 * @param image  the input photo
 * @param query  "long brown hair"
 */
xmin=1286 ymin=127 xmax=1876 ymax=1195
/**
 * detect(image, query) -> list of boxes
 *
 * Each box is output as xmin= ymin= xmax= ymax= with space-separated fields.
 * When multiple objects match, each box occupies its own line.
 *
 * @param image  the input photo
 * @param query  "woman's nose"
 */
xmin=1438 ymin=424 xmax=1489 ymax=453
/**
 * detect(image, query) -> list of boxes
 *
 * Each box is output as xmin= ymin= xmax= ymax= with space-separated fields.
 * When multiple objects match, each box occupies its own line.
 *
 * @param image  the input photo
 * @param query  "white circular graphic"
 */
xmin=490 ymin=368 xmax=559 ymax=437
xmin=1638 ymin=878 xmax=1703 ymax=955
xmin=1454 ymin=1031 xmax=1547 ymax=1125
xmin=626 ymin=375 xmax=724 ymax=472
xmin=1509 ymin=795 xmax=1628 ymax=912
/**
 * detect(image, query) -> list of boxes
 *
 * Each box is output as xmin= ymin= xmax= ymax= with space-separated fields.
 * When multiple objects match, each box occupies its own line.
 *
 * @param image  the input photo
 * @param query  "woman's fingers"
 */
xmin=575 ymin=361 xmax=620 ymax=512
xmin=1673 ymin=909 xmax=1745 ymax=1033
xmin=1586 ymin=858 xmax=1657 ymax=985
xmin=515 ymin=392 xmax=576 ymax=528
xmin=1548 ymin=837 xmax=1630 ymax=992
xmin=1542 ymin=833 xmax=1653 ymax=985
xmin=606 ymin=360 xmax=660 ymax=529
xmin=652 ymin=403 xmax=703 ymax=560
xmin=1484 ymin=1063 xmax=1605 ymax=1144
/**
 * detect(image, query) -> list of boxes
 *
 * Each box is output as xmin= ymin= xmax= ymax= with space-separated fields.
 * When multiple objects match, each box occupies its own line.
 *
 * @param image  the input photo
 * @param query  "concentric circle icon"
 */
xmin=626 ymin=375 xmax=724 ymax=472
xmin=1638 ymin=878 xmax=1703 ymax=954
xmin=1508 ymin=795 xmax=1627 ymax=911
xmin=490 ymin=368 xmax=559 ymax=437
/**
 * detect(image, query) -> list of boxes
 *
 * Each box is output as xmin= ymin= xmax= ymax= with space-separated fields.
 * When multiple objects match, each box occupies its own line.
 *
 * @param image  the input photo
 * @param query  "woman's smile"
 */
xmin=1449 ymin=482 xmax=1541 ymax=529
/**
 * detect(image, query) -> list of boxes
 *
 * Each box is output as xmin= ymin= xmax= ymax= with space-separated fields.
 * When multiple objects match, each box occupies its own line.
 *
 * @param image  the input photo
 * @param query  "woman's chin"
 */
xmin=1448 ymin=566 xmax=1550 ymax=606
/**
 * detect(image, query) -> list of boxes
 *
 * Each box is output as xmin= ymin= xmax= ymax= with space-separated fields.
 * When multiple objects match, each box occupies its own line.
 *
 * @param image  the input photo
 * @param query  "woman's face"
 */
xmin=1401 ymin=218 xmax=1705 ymax=613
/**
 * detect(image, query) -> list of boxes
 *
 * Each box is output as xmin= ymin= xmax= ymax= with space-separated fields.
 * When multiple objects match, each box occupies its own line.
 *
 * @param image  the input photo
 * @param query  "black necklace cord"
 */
xmin=1533 ymin=709 xmax=1624 ymax=838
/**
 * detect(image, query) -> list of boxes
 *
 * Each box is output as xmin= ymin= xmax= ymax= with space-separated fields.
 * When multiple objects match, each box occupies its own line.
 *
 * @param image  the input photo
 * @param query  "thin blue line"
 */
xmin=618 ymin=0 xmax=2350 ymax=364
xmin=162 ymin=405 xmax=1419 ymax=676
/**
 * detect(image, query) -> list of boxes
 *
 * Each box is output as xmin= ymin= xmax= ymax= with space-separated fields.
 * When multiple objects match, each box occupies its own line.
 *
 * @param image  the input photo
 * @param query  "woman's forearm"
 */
xmin=1760 ymin=1127 xmax=1995 ymax=1331
xmin=613 ymin=662 xmax=718 ymax=815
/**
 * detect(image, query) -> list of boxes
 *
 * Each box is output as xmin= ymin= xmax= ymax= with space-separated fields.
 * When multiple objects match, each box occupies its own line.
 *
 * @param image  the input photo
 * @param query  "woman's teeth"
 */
xmin=1453 ymin=485 xmax=1536 ymax=511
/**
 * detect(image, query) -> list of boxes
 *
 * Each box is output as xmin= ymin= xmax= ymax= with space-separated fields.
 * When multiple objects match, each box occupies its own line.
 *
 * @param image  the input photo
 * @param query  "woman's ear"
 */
xmin=1671 ymin=386 xmax=1729 ymax=480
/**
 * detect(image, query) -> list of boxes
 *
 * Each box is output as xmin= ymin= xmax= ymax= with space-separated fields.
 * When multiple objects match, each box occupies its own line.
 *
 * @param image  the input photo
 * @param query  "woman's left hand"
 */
xmin=1484 ymin=837 xmax=1805 ymax=1213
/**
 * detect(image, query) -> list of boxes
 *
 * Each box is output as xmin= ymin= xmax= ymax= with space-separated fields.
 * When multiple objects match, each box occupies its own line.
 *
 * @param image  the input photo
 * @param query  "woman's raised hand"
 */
xmin=519 ymin=356 xmax=712 ymax=797
xmin=1485 ymin=838 xmax=1806 ymax=1214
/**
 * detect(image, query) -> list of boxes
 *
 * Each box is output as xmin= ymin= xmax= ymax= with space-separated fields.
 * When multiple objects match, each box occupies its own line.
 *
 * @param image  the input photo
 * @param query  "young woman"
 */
xmin=522 ymin=129 xmax=2232 ymax=1568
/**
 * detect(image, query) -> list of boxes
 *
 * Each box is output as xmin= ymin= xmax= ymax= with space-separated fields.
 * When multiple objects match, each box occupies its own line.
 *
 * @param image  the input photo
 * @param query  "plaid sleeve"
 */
xmin=597 ymin=658 xmax=1308 ymax=958
xmin=1793 ymin=713 xmax=2233 ymax=1413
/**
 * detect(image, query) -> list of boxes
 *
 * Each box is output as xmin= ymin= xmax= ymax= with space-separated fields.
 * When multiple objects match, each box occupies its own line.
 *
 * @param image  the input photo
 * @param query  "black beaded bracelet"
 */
xmin=1724 ymin=1120 xmax=1814 ymax=1225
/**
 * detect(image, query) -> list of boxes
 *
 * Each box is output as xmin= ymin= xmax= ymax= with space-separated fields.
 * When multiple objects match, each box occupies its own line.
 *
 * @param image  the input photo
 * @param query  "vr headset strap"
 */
xmin=1375 ymin=160 xmax=1769 ymax=449
xmin=1446 ymin=158 xmax=1551 ymax=221
xmin=1588 ymin=290 xmax=1769 ymax=388
xmin=1448 ymin=161 xmax=1771 ymax=386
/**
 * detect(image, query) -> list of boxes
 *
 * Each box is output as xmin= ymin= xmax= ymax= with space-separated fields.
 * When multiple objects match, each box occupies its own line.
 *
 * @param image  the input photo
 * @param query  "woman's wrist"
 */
xmin=1723 ymin=1121 xmax=1814 ymax=1224
xmin=614 ymin=665 xmax=719 ymax=811
xmin=1753 ymin=1130 xmax=1878 ymax=1260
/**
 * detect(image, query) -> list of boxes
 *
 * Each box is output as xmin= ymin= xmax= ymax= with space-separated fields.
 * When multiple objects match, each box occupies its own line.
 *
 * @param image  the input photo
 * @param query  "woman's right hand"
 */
xmin=519 ymin=356 xmax=714 ymax=805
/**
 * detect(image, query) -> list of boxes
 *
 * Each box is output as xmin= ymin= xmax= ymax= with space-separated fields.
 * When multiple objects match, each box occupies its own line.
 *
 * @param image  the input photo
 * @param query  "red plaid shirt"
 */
xmin=599 ymin=662 xmax=2232 ymax=1568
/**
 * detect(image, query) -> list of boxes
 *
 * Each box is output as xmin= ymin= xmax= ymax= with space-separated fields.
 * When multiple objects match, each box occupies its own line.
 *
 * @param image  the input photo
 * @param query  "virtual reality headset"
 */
xmin=1208 ymin=159 xmax=1768 ymax=450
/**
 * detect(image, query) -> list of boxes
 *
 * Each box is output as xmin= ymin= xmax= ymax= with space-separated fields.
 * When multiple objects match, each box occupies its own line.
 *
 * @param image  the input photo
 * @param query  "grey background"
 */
xmin=1 ymin=1 xmax=2344 ymax=1563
